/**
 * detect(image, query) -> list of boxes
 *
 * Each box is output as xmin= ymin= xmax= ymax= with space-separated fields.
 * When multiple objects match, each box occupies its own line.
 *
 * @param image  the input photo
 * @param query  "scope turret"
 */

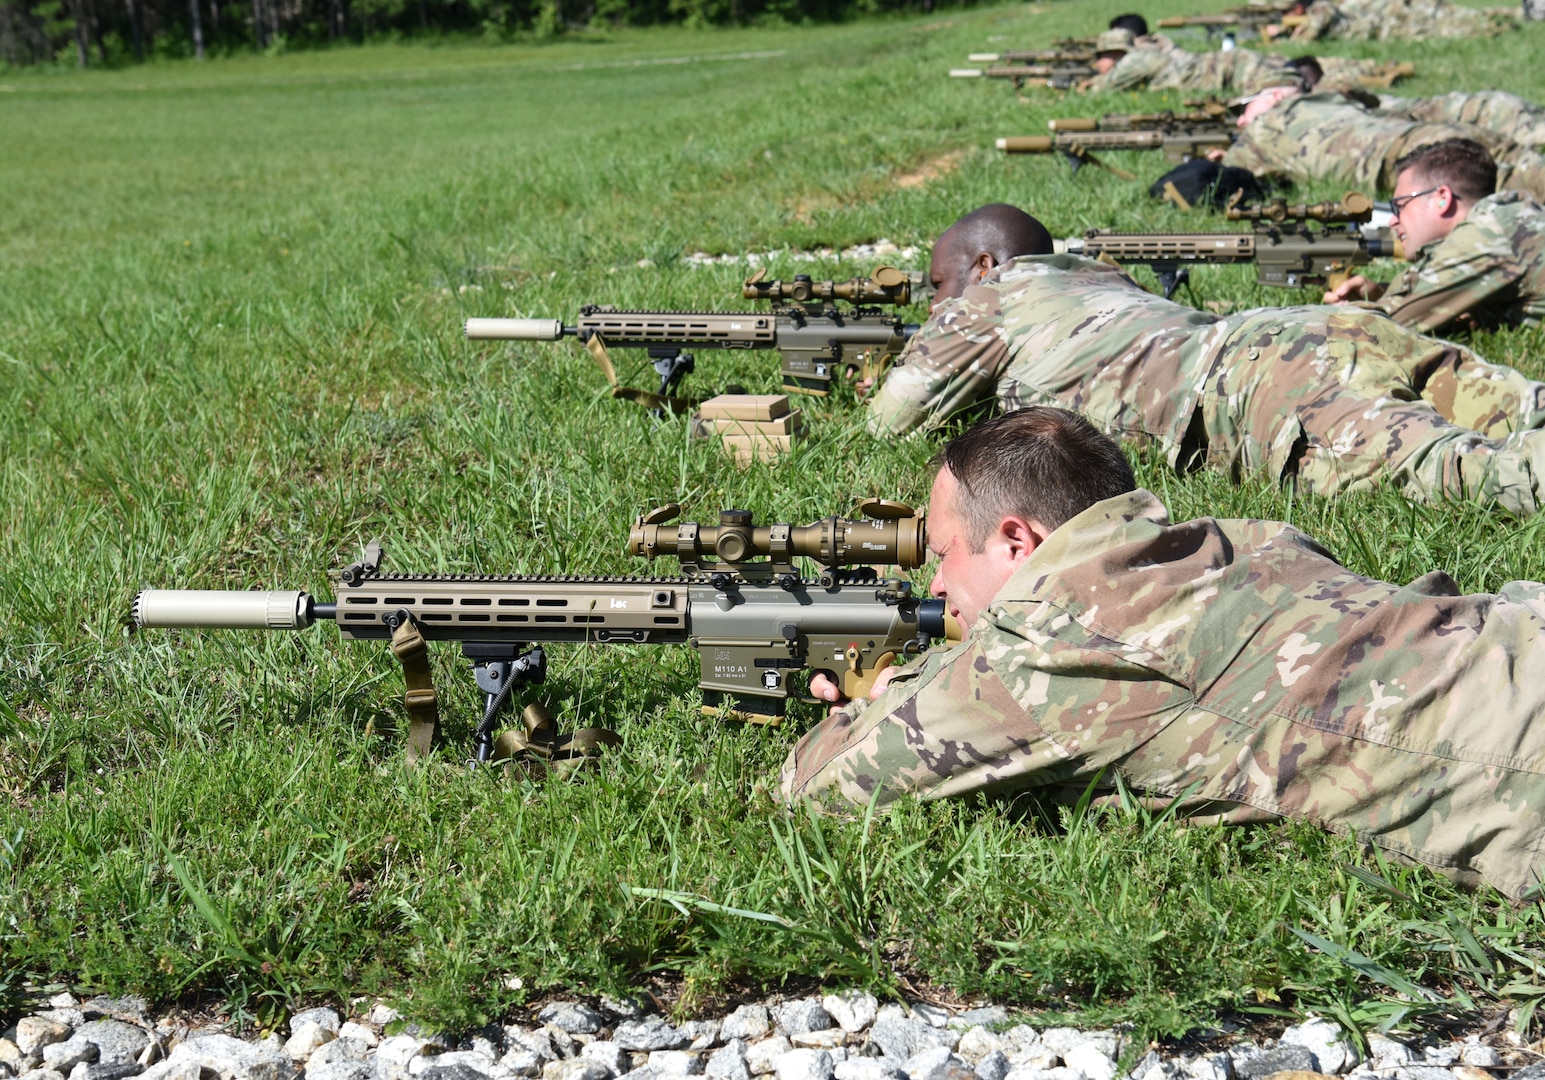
xmin=742 ymin=266 xmax=915 ymax=307
xmin=630 ymin=501 xmax=926 ymax=577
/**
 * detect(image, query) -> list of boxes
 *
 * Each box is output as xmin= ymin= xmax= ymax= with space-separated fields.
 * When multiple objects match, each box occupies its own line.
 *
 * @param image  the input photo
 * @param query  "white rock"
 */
xmin=311 ymin=1039 xmax=373 ymax=1068
xmin=1368 ymin=1036 xmax=1416 ymax=1070
xmin=582 ymin=1043 xmax=630 ymax=1076
xmin=16 ymin=1022 xmax=72 ymax=1059
xmin=135 ymin=1060 xmax=202 ymax=1080
xmin=1182 ymin=1055 xmax=1231 ymax=1080
xmin=292 ymin=1011 xmax=343 ymax=1036
xmin=377 ymin=1036 xmax=431 ymax=1080
xmin=675 ymin=1028 xmax=718 ymax=1055
xmin=543 ymin=1062 xmax=610 ymax=1080
xmin=614 ymin=1023 xmax=687 ymax=1054
xmin=832 ymin=1062 xmax=900 ymax=1080
xmin=1422 ymin=1048 xmax=1459 ymax=1067
xmin=1459 ymin=1047 xmax=1500 ymax=1068
xmin=340 ymin=1025 xmax=380 ymax=1049
xmin=500 ymin=1053 xmax=544 ymax=1078
xmin=868 ymin=1018 xmax=954 ymax=1064
xmin=1062 ymin=1047 xmax=1114 ymax=1080
xmin=40 ymin=1041 xmax=95 ymax=1073
xmin=541 ymin=1008 xmax=606 ymax=1037
xmin=1000 ymin=1031 xmax=1041 ymax=1057
xmin=601 ymin=999 xmax=645 ymax=1023
xmin=0 ymin=1043 xmax=21 ymax=1070
xmin=286 ymin=1023 xmax=337 ymax=1061
xmin=746 ymin=1039 xmax=793 ymax=1077
xmin=821 ymin=995 xmax=877 ymax=1038
xmin=775 ymin=1005 xmax=832 ymax=1039
xmin=902 ymin=1048 xmax=974 ymax=1080
xmin=166 ymin=1034 xmax=297 ymax=1080
xmin=957 ymin=1030 xmax=1009 ymax=1065
xmin=309 ymin=1064 xmax=375 ymax=1080
xmin=873 ymin=1008 xmax=908 ymax=1028
xmin=705 ymin=1041 xmax=750 ymax=1080
xmin=1281 ymin=1020 xmax=1353 ymax=1075
xmin=16 ymin=1070 xmax=66 ymax=1080
xmin=372 ymin=1007 xmax=404 ymax=1028
xmin=647 ymin=1053 xmax=700 ymax=1077
xmin=507 ymin=1032 xmax=557 ymax=1062
xmin=547 ymin=1030 xmax=579 ymax=1060
xmin=952 ymin=1012 xmax=1011 ymax=1035
xmin=1390 ymin=1068 xmax=1452 ymax=1080
xmin=47 ymin=998 xmax=78 ymax=1011
xmin=976 ymin=1052 xmax=1011 ymax=1080
xmin=908 ymin=1007 xmax=950 ymax=1031
xmin=774 ymin=1050 xmax=832 ymax=1080
xmin=615 ymin=1069 xmax=654 ymax=1080
xmin=790 ymin=1035 xmax=844 ymax=1052
xmin=1002 ymin=1068 xmax=1062 ymax=1080
xmin=721 ymin=1012 xmax=772 ymax=1045
xmin=414 ymin=1050 xmax=499 ymax=1076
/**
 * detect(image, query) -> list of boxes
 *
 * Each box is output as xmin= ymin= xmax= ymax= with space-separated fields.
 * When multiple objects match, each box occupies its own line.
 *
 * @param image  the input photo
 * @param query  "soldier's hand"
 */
xmin=1322 ymin=275 xmax=1384 ymax=304
xmin=1204 ymin=147 xmax=1227 ymax=162
xmin=810 ymin=668 xmax=900 ymax=718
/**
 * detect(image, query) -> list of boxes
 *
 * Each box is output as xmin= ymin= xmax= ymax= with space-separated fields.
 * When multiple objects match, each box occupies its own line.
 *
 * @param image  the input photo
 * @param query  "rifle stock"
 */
xmin=133 ymin=505 xmax=961 ymax=763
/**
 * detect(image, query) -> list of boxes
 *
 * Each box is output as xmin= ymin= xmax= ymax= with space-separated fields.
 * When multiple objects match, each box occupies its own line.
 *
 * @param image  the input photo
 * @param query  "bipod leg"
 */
xmin=649 ymin=348 xmax=696 ymax=418
xmin=465 ymin=643 xmax=547 ymax=764
xmin=1156 ymin=265 xmax=1190 ymax=300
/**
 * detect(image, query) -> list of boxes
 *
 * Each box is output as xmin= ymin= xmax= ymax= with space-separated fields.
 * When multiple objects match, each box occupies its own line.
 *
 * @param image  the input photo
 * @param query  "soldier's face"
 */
xmin=1390 ymin=168 xmax=1456 ymax=252
xmin=925 ymin=468 xmax=1021 ymax=633
xmin=927 ymin=233 xmax=976 ymax=313
xmin=1094 ymin=51 xmax=1123 ymax=73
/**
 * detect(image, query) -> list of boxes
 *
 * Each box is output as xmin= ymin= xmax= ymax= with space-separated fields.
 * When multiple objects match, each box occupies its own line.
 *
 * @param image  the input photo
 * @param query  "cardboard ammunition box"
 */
xmin=692 ymin=394 xmax=808 ymax=464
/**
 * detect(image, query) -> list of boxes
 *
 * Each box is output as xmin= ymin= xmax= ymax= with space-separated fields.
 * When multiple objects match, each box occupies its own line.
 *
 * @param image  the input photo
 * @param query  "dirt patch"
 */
xmin=894 ymin=149 xmax=966 ymax=190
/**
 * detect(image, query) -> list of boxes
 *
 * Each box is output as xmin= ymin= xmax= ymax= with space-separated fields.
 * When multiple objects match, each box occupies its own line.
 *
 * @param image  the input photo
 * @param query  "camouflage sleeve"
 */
xmin=1376 ymin=226 xmax=1521 ymax=334
xmin=778 ymin=638 xmax=1079 ymax=810
xmin=1086 ymin=48 xmax=1172 ymax=93
xmin=865 ymin=289 xmax=1010 ymax=437
xmin=1220 ymin=129 xmax=1277 ymax=176
xmin=1288 ymin=0 xmax=1337 ymax=40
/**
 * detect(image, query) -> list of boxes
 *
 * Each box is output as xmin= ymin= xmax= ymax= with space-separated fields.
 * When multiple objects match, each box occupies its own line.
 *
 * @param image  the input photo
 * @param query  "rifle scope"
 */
xmin=630 ymin=505 xmax=927 ymax=570
xmin=742 ymin=267 xmax=913 ymax=306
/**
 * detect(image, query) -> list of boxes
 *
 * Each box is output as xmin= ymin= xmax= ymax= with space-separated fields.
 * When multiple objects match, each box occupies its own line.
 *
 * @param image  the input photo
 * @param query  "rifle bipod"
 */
xmin=382 ymin=609 xmax=620 ymax=768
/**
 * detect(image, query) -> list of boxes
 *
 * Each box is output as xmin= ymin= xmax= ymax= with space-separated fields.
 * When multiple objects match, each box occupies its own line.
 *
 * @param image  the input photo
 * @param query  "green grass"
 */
xmin=4 ymin=0 xmax=1545 ymax=1040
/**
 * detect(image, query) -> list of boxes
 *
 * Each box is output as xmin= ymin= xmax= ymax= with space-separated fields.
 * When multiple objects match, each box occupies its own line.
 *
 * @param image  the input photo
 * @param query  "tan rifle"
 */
xmin=133 ymin=503 xmax=960 ymax=764
xmin=1055 ymin=193 xmax=1404 ymax=297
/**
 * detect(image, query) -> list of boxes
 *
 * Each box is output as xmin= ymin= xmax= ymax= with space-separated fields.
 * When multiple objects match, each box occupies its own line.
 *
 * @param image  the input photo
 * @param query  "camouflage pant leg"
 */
xmin=1398 ymin=92 xmax=1545 ymax=149
xmin=1493 ymin=146 xmax=1545 ymax=203
xmin=1199 ymin=310 xmax=1545 ymax=511
xmin=1402 ymin=336 xmax=1545 ymax=438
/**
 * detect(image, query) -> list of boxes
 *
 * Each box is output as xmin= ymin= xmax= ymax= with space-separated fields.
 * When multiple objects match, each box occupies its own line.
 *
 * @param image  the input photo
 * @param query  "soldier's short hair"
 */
xmin=1108 ymin=13 xmax=1149 ymax=36
xmin=1394 ymin=138 xmax=1498 ymax=204
xmin=933 ymin=408 xmax=1137 ymax=545
xmin=1285 ymin=55 xmax=1323 ymax=90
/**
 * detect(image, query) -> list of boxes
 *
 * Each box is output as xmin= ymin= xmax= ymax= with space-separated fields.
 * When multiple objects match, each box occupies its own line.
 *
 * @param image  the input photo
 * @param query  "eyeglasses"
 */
xmin=1389 ymin=187 xmax=1439 ymax=216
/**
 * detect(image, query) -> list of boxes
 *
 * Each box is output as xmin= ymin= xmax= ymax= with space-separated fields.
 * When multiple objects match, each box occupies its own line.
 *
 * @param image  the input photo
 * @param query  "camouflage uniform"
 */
xmin=1289 ymin=0 xmax=1514 ymax=40
xmin=779 ymin=488 xmax=1545 ymax=899
xmin=1374 ymin=191 xmax=1545 ymax=334
xmin=1222 ymin=91 xmax=1545 ymax=201
xmin=1377 ymin=90 xmax=1545 ymax=151
xmin=867 ymin=254 xmax=1545 ymax=513
xmin=1085 ymin=42 xmax=1299 ymax=94
xmin=1314 ymin=55 xmax=1410 ymax=94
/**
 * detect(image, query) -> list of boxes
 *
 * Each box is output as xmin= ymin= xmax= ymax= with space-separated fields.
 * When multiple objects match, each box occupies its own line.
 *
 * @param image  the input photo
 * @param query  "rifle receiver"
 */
xmin=465 ymin=318 xmax=568 ymax=341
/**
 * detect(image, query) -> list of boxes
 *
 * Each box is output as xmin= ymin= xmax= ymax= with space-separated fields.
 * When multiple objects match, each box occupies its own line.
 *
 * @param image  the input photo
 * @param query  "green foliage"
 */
xmin=2 ymin=0 xmax=1545 ymax=1040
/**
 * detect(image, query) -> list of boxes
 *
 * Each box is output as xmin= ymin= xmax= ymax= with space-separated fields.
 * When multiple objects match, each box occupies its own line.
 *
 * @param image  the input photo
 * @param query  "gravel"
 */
xmin=0 ymin=989 xmax=1536 ymax=1080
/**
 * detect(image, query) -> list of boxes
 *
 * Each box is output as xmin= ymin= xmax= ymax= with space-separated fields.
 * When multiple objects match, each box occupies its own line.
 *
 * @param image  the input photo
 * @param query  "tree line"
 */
xmin=0 ymin=0 xmax=956 ymax=67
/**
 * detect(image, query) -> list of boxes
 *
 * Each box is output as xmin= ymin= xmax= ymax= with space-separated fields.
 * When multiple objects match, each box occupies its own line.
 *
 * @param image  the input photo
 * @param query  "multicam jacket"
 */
xmin=780 ymin=488 xmax=1545 ymax=899
xmin=1375 ymin=191 xmax=1545 ymax=333
xmin=866 ymin=254 xmax=1545 ymax=513
xmin=1289 ymin=0 xmax=1514 ymax=40
xmin=1222 ymin=92 xmax=1545 ymax=200
xmin=1084 ymin=43 xmax=1298 ymax=94
xmin=1377 ymin=90 xmax=1545 ymax=152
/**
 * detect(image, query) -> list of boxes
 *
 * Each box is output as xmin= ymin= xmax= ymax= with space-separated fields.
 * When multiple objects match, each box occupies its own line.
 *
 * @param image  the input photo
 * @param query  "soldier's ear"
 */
xmin=998 ymin=515 xmax=1050 ymax=564
xmin=970 ymin=252 xmax=997 ymax=284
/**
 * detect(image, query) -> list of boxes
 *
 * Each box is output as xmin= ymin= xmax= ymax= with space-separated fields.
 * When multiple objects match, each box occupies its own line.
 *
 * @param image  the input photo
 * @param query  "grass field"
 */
xmin=5 ymin=0 xmax=1545 ymax=1039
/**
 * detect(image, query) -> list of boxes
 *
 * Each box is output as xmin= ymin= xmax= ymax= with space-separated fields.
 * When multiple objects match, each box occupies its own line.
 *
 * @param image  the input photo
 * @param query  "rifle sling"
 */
xmin=588 ymin=332 xmax=701 ymax=415
xmin=388 ymin=613 xmax=440 ymax=766
xmin=493 ymin=702 xmax=622 ymax=766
